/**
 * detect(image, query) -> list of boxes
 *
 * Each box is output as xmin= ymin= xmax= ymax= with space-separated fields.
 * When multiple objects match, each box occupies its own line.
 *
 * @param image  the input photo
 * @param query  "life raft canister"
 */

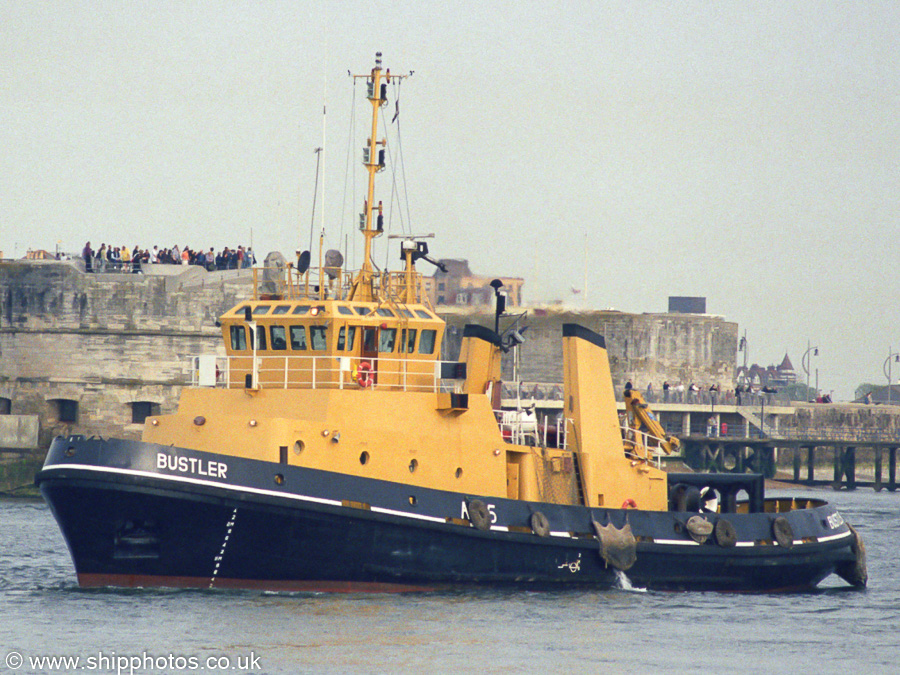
xmin=356 ymin=360 xmax=373 ymax=388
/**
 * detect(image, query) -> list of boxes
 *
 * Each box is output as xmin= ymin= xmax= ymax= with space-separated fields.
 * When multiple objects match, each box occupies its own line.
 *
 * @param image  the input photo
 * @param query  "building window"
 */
xmin=456 ymin=292 xmax=468 ymax=304
xmin=52 ymin=399 xmax=78 ymax=423
xmin=437 ymin=295 xmax=445 ymax=305
xmin=0 ymin=397 xmax=10 ymax=415
xmin=131 ymin=401 xmax=160 ymax=424
xmin=438 ymin=282 xmax=445 ymax=291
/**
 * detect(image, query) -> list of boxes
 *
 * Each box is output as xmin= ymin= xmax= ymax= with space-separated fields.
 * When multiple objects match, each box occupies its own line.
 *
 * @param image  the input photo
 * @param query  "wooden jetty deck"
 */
xmin=677 ymin=435 xmax=899 ymax=492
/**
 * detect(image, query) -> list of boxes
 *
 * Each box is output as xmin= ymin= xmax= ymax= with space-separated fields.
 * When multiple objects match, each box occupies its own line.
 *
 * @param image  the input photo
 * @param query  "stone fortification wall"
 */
xmin=1 ymin=261 xmax=738 ymax=448
xmin=0 ymin=261 xmax=251 ymax=446
xmin=440 ymin=307 xmax=738 ymax=391
xmin=780 ymin=403 xmax=900 ymax=436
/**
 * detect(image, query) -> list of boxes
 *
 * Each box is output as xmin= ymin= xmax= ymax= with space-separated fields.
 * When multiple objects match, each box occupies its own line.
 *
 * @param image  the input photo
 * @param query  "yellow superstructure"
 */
xmin=141 ymin=53 xmax=671 ymax=513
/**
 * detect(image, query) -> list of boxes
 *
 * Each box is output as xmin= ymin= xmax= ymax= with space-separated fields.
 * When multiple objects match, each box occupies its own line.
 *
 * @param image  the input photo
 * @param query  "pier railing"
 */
xmin=500 ymin=381 xmax=796 ymax=407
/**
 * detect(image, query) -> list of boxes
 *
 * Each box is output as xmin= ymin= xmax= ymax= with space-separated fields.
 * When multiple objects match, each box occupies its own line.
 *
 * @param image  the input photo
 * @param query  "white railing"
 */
xmin=621 ymin=425 xmax=667 ymax=468
xmin=497 ymin=409 xmax=572 ymax=450
xmin=190 ymin=354 xmax=462 ymax=393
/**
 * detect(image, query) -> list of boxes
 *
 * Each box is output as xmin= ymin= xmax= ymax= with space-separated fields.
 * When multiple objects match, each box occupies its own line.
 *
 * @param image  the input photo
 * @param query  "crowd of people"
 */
xmin=645 ymin=381 xmax=780 ymax=405
xmin=80 ymin=242 xmax=256 ymax=273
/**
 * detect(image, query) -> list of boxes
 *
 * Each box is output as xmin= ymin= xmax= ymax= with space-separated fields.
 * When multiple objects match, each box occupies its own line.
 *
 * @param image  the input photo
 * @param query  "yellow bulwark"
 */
xmin=140 ymin=53 xmax=671 ymax=513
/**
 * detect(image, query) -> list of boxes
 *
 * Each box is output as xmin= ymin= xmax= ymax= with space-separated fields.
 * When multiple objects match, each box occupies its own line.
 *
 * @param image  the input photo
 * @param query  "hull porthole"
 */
xmin=467 ymin=499 xmax=491 ymax=531
xmin=714 ymin=518 xmax=737 ymax=548
xmin=530 ymin=511 xmax=550 ymax=537
xmin=772 ymin=516 xmax=794 ymax=548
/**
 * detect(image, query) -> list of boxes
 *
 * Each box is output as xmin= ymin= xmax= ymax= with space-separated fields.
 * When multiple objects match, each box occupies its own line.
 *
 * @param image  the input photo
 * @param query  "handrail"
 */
xmin=191 ymin=354 xmax=461 ymax=393
xmin=495 ymin=409 xmax=572 ymax=451
xmin=622 ymin=425 xmax=667 ymax=468
xmin=250 ymin=265 xmax=431 ymax=306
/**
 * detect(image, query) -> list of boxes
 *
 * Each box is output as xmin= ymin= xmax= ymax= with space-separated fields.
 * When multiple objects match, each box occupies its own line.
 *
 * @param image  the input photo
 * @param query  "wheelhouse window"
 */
xmin=270 ymin=325 xmax=287 ymax=350
xmin=354 ymin=306 xmax=370 ymax=316
xmin=230 ymin=325 xmax=247 ymax=351
xmin=290 ymin=325 xmax=307 ymax=350
xmin=419 ymin=329 xmax=437 ymax=354
xmin=292 ymin=306 xmax=310 ymax=315
xmin=415 ymin=310 xmax=433 ymax=319
xmin=362 ymin=327 xmax=377 ymax=352
xmin=252 ymin=305 xmax=271 ymax=315
xmin=251 ymin=325 xmax=267 ymax=350
xmin=406 ymin=329 xmax=417 ymax=353
xmin=379 ymin=328 xmax=397 ymax=352
xmin=309 ymin=326 xmax=328 ymax=351
xmin=338 ymin=306 xmax=353 ymax=315
xmin=273 ymin=305 xmax=291 ymax=315
xmin=337 ymin=326 xmax=356 ymax=351
xmin=131 ymin=401 xmax=160 ymax=424
xmin=376 ymin=308 xmax=395 ymax=317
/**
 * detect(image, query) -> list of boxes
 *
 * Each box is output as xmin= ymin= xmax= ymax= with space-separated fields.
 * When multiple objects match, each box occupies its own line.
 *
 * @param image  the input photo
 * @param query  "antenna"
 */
xmin=308 ymin=147 xmax=322 ymax=253
xmin=321 ymin=64 xmax=327 ymax=242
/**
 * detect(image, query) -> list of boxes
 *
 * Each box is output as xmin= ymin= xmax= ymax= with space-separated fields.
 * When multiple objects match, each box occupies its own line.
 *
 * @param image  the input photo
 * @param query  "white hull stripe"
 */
xmin=654 ymin=539 xmax=699 ymax=546
xmin=39 ymin=464 xmax=855 ymax=546
xmin=816 ymin=531 xmax=853 ymax=543
xmin=42 ymin=463 xmax=566 ymax=534
xmin=42 ymin=464 xmax=448 ymax=525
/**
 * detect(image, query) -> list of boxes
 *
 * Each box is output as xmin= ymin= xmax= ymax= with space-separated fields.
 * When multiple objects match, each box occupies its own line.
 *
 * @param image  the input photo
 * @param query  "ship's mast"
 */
xmin=348 ymin=52 xmax=409 ymax=302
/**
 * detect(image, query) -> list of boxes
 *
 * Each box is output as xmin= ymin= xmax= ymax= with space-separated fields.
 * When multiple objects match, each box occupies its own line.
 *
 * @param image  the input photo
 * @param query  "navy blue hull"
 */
xmin=36 ymin=436 xmax=860 ymax=592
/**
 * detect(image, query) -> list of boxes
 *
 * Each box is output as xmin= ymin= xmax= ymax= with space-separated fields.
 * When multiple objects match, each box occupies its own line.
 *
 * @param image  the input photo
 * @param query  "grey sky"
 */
xmin=3 ymin=2 xmax=899 ymax=399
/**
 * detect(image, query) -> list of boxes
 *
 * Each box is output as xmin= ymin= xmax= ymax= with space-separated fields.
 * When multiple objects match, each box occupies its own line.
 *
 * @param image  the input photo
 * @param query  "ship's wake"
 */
xmin=615 ymin=570 xmax=647 ymax=593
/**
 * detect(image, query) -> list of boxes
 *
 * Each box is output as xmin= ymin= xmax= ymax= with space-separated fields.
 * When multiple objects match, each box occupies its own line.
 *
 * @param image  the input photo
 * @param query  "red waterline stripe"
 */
xmin=77 ymin=573 xmax=436 ymax=593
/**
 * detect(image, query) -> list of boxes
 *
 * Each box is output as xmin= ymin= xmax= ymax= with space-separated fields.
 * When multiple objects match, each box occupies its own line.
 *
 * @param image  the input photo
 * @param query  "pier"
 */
xmin=502 ymin=384 xmax=900 ymax=492
xmin=677 ymin=436 xmax=900 ymax=492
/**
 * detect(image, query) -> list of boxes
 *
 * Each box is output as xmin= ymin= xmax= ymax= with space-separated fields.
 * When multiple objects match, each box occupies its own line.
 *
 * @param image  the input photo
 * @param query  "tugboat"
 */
xmin=36 ymin=54 xmax=866 ymax=592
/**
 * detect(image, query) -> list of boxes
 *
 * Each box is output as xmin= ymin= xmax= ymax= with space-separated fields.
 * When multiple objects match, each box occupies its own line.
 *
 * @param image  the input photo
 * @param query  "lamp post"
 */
xmin=738 ymin=331 xmax=748 ymax=370
xmin=801 ymin=340 xmax=819 ymax=402
xmin=883 ymin=348 xmax=899 ymax=404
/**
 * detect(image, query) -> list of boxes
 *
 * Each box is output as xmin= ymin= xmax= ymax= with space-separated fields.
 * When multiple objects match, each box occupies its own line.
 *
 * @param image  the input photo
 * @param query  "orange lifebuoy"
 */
xmin=622 ymin=498 xmax=637 ymax=509
xmin=356 ymin=361 xmax=373 ymax=388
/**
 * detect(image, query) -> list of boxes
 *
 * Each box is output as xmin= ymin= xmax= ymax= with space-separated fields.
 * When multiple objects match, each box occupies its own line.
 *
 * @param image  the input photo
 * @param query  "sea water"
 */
xmin=1 ymin=490 xmax=897 ymax=675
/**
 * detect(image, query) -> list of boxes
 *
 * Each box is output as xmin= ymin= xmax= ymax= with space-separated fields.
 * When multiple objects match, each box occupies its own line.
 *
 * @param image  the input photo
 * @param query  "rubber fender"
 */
xmin=467 ymin=499 xmax=491 ymax=531
xmin=668 ymin=483 xmax=686 ymax=511
xmin=714 ymin=518 xmax=737 ymax=548
xmin=669 ymin=483 xmax=701 ymax=512
xmin=835 ymin=524 xmax=868 ymax=588
xmin=686 ymin=515 xmax=713 ymax=544
xmin=591 ymin=519 xmax=636 ymax=571
xmin=530 ymin=511 xmax=550 ymax=537
xmin=772 ymin=516 xmax=794 ymax=548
